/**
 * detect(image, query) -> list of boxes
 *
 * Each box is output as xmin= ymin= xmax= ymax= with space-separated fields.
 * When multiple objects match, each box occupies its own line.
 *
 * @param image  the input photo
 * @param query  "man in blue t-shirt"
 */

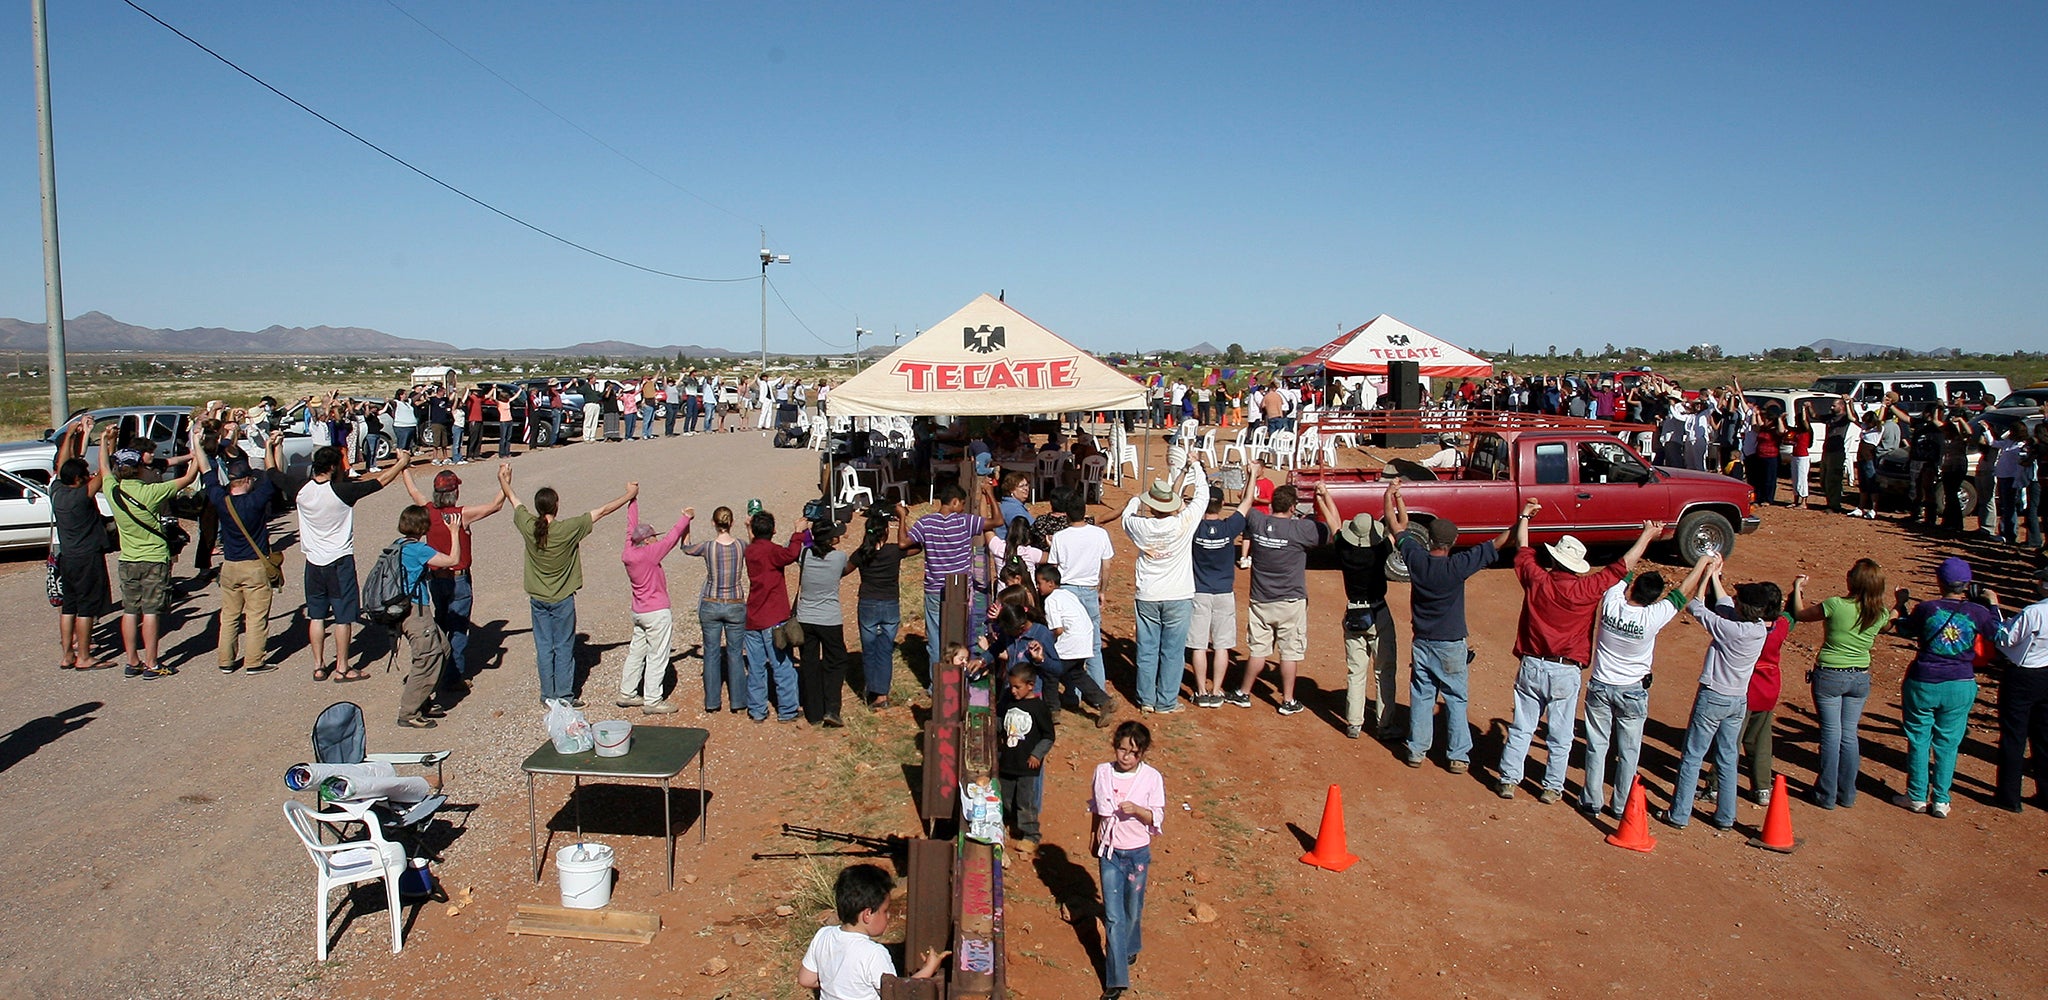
xmin=1387 ymin=479 xmax=1525 ymax=772
xmin=1187 ymin=490 xmax=1245 ymax=708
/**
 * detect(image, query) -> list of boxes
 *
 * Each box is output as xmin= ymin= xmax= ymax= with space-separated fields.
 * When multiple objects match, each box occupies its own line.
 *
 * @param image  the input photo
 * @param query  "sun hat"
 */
xmin=1339 ymin=513 xmax=1384 ymax=547
xmin=1141 ymin=479 xmax=1185 ymax=514
xmin=1545 ymin=535 xmax=1592 ymax=574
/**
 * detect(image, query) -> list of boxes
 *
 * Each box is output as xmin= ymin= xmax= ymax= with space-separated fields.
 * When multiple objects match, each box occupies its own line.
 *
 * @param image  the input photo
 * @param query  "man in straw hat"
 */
xmin=1314 ymin=482 xmax=1397 ymax=740
xmin=1495 ymin=511 xmax=1663 ymax=802
xmin=1119 ymin=447 xmax=1210 ymax=714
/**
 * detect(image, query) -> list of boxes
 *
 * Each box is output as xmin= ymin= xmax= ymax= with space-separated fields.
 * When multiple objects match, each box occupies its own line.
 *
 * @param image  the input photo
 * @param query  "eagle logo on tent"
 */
xmin=964 ymin=325 xmax=1005 ymax=354
xmin=1387 ymin=334 xmax=1411 ymax=346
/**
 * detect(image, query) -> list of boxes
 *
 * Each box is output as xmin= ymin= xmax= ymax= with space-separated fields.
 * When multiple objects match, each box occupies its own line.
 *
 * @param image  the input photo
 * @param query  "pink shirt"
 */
xmin=1091 ymin=761 xmax=1165 ymax=857
xmin=620 ymin=501 xmax=690 ymax=613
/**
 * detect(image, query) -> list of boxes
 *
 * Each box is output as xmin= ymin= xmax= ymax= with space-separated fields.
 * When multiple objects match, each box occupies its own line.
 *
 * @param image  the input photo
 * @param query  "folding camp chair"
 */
xmin=311 ymin=702 xmax=451 ymax=850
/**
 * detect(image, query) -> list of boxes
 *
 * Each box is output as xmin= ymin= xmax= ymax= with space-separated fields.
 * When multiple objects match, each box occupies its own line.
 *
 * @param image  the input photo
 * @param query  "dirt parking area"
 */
xmin=0 ymin=427 xmax=2043 ymax=999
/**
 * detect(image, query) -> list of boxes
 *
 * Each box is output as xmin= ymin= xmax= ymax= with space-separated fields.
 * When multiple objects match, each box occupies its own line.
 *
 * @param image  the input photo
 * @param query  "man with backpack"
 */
xmin=298 ymin=444 xmax=412 ymax=682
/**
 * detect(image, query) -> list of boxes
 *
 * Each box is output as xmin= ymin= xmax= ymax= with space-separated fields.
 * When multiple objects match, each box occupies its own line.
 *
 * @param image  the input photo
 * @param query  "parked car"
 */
xmin=1807 ymin=372 xmax=2012 ymax=417
xmin=1290 ymin=428 xmax=1759 ymax=566
xmin=46 ymin=405 xmax=199 ymax=472
xmin=268 ymin=398 xmax=395 ymax=481
xmin=1990 ymin=381 xmax=2048 ymax=410
xmin=0 ymin=440 xmax=121 ymax=552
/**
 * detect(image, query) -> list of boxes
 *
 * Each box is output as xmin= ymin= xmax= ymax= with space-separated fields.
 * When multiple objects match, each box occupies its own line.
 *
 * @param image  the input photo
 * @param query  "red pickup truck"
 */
xmin=1288 ymin=428 xmax=1759 ymax=565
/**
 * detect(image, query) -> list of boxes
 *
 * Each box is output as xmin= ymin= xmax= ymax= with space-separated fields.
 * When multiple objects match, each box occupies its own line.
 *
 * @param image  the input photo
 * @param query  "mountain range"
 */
xmin=0 ymin=312 xmax=753 ymax=359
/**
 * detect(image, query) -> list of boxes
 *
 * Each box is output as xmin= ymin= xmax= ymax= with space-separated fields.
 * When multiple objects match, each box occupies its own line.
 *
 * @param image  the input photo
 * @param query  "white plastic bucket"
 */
xmin=592 ymin=720 xmax=633 ymax=757
xmin=557 ymin=842 xmax=615 ymax=909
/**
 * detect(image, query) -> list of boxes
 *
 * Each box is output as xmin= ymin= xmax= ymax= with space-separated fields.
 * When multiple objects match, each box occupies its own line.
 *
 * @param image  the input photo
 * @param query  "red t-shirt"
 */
xmin=424 ymin=502 xmax=472 ymax=574
xmin=1790 ymin=427 xmax=1814 ymax=458
xmin=1747 ymin=616 xmax=1791 ymax=712
xmin=1754 ymin=426 xmax=1781 ymax=460
xmin=1512 ymin=547 xmax=1627 ymax=664
xmin=743 ymin=536 xmax=803 ymax=630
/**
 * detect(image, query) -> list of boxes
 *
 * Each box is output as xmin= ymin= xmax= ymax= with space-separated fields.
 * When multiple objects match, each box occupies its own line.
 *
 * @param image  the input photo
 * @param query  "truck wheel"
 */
xmin=415 ymin=424 xmax=443 ymax=448
xmin=1384 ymin=524 xmax=1429 ymax=584
xmin=534 ymin=421 xmax=556 ymax=447
xmin=372 ymin=433 xmax=395 ymax=463
xmin=1674 ymin=509 xmax=1735 ymax=565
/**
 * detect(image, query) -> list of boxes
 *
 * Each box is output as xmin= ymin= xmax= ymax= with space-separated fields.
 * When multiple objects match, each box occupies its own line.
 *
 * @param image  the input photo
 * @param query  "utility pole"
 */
xmin=33 ymin=0 xmax=69 ymax=426
xmin=758 ymin=231 xmax=789 ymax=374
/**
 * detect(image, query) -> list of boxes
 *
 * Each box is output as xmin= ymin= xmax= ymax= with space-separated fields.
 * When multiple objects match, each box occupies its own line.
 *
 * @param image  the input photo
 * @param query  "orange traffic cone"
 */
xmin=1604 ymin=779 xmax=1657 ymax=853
xmin=1300 ymin=784 xmax=1360 ymax=872
xmin=1748 ymin=773 xmax=1799 ymax=854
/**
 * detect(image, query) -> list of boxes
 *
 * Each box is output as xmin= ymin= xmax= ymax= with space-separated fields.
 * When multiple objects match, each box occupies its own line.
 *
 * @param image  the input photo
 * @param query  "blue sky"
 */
xmin=2 ymin=2 xmax=2043 ymax=355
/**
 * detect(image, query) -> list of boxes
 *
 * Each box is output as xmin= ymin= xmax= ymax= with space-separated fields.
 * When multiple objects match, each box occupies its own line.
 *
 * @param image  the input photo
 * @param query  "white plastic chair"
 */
xmin=1114 ymin=438 xmax=1140 ymax=485
xmin=1221 ymin=426 xmax=1254 ymax=465
xmin=1176 ymin=418 xmax=1200 ymax=445
xmin=1294 ymin=428 xmax=1321 ymax=467
xmin=1034 ymin=452 xmax=1069 ymax=501
xmin=837 ymin=465 xmax=874 ymax=507
xmin=872 ymin=459 xmax=911 ymax=504
xmin=284 ymin=799 xmax=406 ymax=960
xmin=1080 ymin=454 xmax=1107 ymax=504
xmin=1266 ymin=430 xmax=1298 ymax=469
xmin=1193 ymin=429 xmax=1219 ymax=468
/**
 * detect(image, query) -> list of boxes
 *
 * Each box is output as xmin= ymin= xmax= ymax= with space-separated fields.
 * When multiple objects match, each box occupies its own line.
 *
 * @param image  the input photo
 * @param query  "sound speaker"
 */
xmin=1384 ymin=360 xmax=1423 ymax=447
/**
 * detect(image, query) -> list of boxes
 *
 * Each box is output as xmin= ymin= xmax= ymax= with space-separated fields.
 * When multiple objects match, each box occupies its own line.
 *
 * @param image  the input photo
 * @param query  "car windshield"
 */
xmin=1992 ymin=389 xmax=2048 ymax=409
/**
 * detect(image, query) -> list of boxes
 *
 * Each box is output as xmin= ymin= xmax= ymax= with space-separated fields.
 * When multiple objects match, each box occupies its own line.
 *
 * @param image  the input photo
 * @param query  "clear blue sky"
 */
xmin=3 ymin=2 xmax=2044 ymax=356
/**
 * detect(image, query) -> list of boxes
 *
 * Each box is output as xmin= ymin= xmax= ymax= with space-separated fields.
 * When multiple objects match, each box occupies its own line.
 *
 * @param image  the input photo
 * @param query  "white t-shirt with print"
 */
xmin=802 ymin=925 xmax=896 ymax=1000
xmin=1589 ymin=579 xmax=1683 ymax=686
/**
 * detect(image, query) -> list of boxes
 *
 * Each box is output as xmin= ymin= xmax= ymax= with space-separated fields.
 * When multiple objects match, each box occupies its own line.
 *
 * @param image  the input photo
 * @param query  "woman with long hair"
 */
xmin=682 ymin=506 xmax=749 ymax=713
xmin=1790 ymin=557 xmax=1893 ymax=808
xmin=500 ymin=463 xmax=635 ymax=706
xmin=794 ymin=520 xmax=857 ymax=727
xmin=847 ymin=504 xmax=909 ymax=709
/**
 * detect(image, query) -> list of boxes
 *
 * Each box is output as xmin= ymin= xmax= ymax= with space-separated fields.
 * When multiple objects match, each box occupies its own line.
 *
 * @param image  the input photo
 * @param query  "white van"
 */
xmin=1807 ymin=371 xmax=2011 ymax=416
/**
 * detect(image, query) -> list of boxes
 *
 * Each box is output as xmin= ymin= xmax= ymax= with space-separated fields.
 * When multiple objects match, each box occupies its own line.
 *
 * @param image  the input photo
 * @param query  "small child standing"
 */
xmin=999 ymin=662 xmax=1056 ymax=858
xmin=618 ymin=499 xmax=692 ymax=714
xmin=797 ymin=863 xmax=947 ymax=1000
xmin=395 ymin=505 xmax=463 ymax=729
xmin=1661 ymin=554 xmax=1783 ymax=831
xmin=1091 ymin=721 xmax=1164 ymax=1000
xmin=1035 ymin=564 xmax=1120 ymax=727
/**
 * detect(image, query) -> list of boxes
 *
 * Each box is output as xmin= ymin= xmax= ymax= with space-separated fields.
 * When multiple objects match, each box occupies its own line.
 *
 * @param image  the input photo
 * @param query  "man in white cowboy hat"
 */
xmin=1494 ymin=511 xmax=1663 ymax=802
xmin=1314 ymin=484 xmax=1397 ymax=740
xmin=1119 ymin=447 xmax=1210 ymax=714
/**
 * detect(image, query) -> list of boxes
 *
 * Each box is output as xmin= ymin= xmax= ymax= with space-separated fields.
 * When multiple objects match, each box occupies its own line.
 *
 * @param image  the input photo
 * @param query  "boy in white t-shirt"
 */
xmin=1581 ymin=558 xmax=1708 ymax=816
xmin=798 ymin=864 xmax=948 ymax=1000
xmin=1035 ymin=564 xmax=1123 ymax=728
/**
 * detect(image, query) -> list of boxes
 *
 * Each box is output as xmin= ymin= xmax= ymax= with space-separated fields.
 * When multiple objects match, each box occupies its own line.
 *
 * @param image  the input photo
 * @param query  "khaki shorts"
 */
xmin=1187 ymin=592 xmax=1237 ymax=651
xmin=1245 ymin=598 xmax=1308 ymax=659
xmin=117 ymin=559 xmax=171 ymax=616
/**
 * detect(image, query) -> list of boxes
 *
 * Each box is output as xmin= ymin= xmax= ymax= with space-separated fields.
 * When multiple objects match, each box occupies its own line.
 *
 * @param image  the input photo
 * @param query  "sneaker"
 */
xmin=1154 ymin=702 xmax=1184 ymax=715
xmin=218 ymin=663 xmax=238 ymax=674
xmin=1930 ymin=801 xmax=1951 ymax=819
xmin=1890 ymin=794 xmax=1928 ymax=814
xmin=1446 ymin=760 xmax=1470 ymax=774
xmin=1276 ymin=700 xmax=1305 ymax=716
xmin=123 ymin=663 xmax=146 ymax=678
xmin=822 ymin=714 xmax=845 ymax=728
xmin=615 ymin=695 xmax=645 ymax=708
xmin=1224 ymin=690 xmax=1252 ymax=709
xmin=395 ymin=715 xmax=438 ymax=729
xmin=1755 ymin=788 xmax=1772 ymax=807
xmin=642 ymin=699 xmax=678 ymax=715
xmin=1343 ymin=724 xmax=1362 ymax=740
xmin=142 ymin=664 xmax=176 ymax=679
xmin=569 ymin=697 xmax=587 ymax=709
xmin=1402 ymin=754 xmax=1424 ymax=769
xmin=1493 ymin=781 xmax=1516 ymax=800
xmin=1537 ymin=788 xmax=1563 ymax=805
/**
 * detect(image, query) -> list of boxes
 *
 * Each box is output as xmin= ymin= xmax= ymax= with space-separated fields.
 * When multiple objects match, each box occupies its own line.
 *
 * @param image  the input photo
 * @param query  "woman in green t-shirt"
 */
xmin=499 ymin=463 xmax=635 ymax=706
xmin=1789 ymin=558 xmax=1892 ymax=808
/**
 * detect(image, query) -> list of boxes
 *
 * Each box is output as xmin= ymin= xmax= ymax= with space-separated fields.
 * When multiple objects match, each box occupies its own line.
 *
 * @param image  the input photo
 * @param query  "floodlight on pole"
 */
xmin=758 ymin=236 xmax=790 ymax=372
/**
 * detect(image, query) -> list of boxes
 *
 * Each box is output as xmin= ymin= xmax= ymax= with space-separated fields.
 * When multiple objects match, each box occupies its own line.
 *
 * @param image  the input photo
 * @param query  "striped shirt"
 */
xmin=909 ymin=512 xmax=985 ymax=593
xmin=682 ymin=537 xmax=747 ymax=603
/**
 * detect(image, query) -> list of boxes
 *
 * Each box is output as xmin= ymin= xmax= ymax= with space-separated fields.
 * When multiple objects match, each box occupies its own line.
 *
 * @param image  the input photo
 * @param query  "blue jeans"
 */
xmin=923 ymin=590 xmax=945 ymax=677
xmin=1996 ymin=478 xmax=2022 ymax=543
xmin=1407 ymin=638 xmax=1472 ymax=763
xmin=1098 ymin=844 xmax=1151 ymax=990
xmin=529 ymin=595 xmax=576 ymax=702
xmin=742 ymin=624 xmax=799 ymax=721
xmin=1668 ymin=686 xmax=1747 ymax=828
xmin=393 ymin=425 xmax=416 ymax=451
xmin=1811 ymin=667 xmax=1871 ymax=807
xmin=698 ymin=399 xmax=714 ymax=432
xmin=622 ymin=411 xmax=640 ymax=439
xmin=638 ymin=404 xmax=656 ymax=438
xmin=1581 ymin=679 xmax=1650 ymax=814
xmin=698 ymin=600 xmax=746 ymax=711
xmin=449 ymin=424 xmax=465 ymax=459
xmin=1132 ymin=598 xmax=1192 ymax=711
xmin=428 ymin=573 xmax=474 ymax=685
xmin=1063 ymin=584 xmax=1106 ymax=688
xmin=857 ymin=599 xmax=900 ymax=699
xmin=1497 ymin=656 xmax=1582 ymax=791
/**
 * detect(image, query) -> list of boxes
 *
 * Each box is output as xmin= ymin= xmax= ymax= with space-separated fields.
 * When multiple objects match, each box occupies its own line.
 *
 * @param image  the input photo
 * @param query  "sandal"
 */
xmin=312 ymin=665 xmax=336 ymax=682
xmin=335 ymin=668 xmax=371 ymax=683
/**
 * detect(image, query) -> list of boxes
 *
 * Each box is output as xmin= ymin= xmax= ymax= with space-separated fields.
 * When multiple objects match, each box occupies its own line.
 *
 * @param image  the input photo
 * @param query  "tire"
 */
xmin=1673 ymin=509 xmax=1736 ymax=565
xmin=534 ymin=421 xmax=556 ymax=447
xmin=1955 ymin=480 xmax=1979 ymax=516
xmin=371 ymin=433 xmax=395 ymax=462
xmin=1383 ymin=523 xmax=1429 ymax=584
xmin=415 ymin=424 xmax=444 ymax=449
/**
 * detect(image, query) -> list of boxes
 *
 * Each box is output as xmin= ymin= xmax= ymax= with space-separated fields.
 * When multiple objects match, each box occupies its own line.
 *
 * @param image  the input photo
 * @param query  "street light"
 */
xmin=854 ymin=326 xmax=871 ymax=372
xmin=759 ymin=240 xmax=790 ymax=373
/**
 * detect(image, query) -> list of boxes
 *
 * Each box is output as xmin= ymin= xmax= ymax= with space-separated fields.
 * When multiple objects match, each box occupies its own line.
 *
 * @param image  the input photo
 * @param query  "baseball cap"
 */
xmin=1937 ymin=557 xmax=1972 ymax=588
xmin=221 ymin=457 xmax=255 ymax=481
xmin=113 ymin=449 xmax=143 ymax=468
xmin=433 ymin=470 xmax=462 ymax=492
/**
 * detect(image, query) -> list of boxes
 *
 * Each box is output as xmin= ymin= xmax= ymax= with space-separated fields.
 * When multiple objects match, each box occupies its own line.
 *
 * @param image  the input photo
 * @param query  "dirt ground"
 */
xmin=2 ymin=425 xmax=2045 ymax=1000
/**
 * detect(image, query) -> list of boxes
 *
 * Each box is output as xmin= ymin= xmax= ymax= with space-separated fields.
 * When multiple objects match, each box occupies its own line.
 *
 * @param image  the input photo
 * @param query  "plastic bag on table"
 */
xmin=545 ymin=701 xmax=593 ymax=754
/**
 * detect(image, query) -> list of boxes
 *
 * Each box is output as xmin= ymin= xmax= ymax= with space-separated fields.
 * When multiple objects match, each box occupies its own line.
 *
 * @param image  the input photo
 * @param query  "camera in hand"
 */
xmin=1967 ymin=582 xmax=1989 ymax=604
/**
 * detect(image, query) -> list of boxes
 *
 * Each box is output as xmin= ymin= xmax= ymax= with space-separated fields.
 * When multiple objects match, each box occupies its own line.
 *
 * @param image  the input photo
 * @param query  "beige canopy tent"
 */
xmin=828 ymin=294 xmax=1146 ymax=417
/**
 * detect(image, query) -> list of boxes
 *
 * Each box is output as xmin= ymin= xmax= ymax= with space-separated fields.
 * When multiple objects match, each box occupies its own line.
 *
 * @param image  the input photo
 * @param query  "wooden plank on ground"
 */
xmin=507 ymin=903 xmax=660 ymax=945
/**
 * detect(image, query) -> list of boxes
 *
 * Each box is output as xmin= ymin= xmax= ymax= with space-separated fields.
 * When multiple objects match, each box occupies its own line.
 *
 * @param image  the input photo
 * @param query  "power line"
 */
xmin=767 ymin=274 xmax=853 ymax=350
xmin=118 ymin=0 xmax=755 ymax=284
xmin=379 ymin=0 xmax=757 ymax=229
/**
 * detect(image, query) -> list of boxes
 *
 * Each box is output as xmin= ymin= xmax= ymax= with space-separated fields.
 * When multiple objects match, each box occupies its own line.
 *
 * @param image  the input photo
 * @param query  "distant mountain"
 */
xmin=0 ymin=313 xmax=746 ymax=359
xmin=1183 ymin=341 xmax=1221 ymax=356
xmin=1807 ymin=338 xmax=1916 ymax=357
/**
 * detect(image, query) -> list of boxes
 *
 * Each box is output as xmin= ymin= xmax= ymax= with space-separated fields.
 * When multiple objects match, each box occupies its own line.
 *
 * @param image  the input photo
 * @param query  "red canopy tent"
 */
xmin=1289 ymin=314 xmax=1493 ymax=379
